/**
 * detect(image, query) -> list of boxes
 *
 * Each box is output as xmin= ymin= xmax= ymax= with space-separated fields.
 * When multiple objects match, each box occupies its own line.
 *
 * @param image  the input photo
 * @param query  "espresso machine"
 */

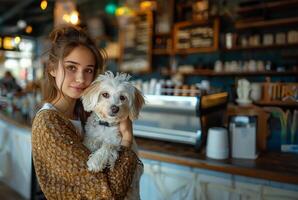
xmin=133 ymin=92 xmax=228 ymax=149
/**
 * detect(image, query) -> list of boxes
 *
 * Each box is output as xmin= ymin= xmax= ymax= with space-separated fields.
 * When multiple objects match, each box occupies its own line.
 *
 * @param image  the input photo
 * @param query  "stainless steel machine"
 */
xmin=133 ymin=92 xmax=228 ymax=149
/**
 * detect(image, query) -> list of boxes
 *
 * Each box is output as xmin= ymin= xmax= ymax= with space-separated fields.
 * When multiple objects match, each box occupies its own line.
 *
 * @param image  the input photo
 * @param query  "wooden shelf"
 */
xmin=153 ymin=49 xmax=172 ymax=55
xmin=162 ymin=69 xmax=298 ymax=77
xmin=174 ymin=47 xmax=217 ymax=54
xmin=254 ymin=100 xmax=298 ymax=108
xmin=237 ymin=0 xmax=298 ymax=13
xmin=121 ymin=68 xmax=152 ymax=75
xmin=155 ymin=32 xmax=171 ymax=36
xmin=223 ymin=43 xmax=298 ymax=51
xmin=155 ymin=44 xmax=298 ymax=54
xmin=235 ymin=17 xmax=298 ymax=29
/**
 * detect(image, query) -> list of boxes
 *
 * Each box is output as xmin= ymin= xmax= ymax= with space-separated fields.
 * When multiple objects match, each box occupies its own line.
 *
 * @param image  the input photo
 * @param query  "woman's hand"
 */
xmin=119 ymin=118 xmax=133 ymax=148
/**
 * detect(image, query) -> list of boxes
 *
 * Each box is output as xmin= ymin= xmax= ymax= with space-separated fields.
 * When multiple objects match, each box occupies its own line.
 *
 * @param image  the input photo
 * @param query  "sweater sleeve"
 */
xmin=32 ymin=110 xmax=138 ymax=200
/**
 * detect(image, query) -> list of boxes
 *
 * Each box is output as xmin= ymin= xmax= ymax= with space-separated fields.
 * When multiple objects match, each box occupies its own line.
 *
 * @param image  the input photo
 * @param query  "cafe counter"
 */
xmin=1 ymin=113 xmax=298 ymax=200
xmin=136 ymin=137 xmax=298 ymax=184
xmin=137 ymin=137 xmax=298 ymax=200
xmin=0 ymin=113 xmax=32 ymax=200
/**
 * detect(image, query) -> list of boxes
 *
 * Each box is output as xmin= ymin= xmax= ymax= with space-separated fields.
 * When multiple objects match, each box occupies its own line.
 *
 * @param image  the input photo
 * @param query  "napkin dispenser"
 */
xmin=229 ymin=116 xmax=258 ymax=159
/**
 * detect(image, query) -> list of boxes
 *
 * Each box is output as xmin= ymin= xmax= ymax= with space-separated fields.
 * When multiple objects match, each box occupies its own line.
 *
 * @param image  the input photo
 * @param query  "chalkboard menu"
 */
xmin=119 ymin=11 xmax=153 ymax=73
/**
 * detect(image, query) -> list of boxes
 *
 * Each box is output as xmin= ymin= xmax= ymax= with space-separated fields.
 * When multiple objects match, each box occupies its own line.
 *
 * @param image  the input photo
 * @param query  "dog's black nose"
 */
xmin=111 ymin=105 xmax=119 ymax=114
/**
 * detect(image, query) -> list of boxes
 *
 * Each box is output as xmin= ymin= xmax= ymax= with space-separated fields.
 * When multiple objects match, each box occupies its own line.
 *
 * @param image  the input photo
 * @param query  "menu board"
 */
xmin=119 ymin=11 xmax=153 ymax=73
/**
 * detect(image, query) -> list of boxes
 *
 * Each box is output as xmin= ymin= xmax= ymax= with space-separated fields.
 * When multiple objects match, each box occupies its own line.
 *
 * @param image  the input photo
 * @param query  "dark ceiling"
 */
xmin=0 ymin=0 xmax=56 ymax=37
xmin=0 ymin=0 xmax=114 ymax=37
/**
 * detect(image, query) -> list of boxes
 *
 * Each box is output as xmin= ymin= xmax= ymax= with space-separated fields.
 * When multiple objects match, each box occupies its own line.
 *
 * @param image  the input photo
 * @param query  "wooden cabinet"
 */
xmin=173 ymin=19 xmax=219 ymax=54
xmin=152 ymin=18 xmax=220 ymax=55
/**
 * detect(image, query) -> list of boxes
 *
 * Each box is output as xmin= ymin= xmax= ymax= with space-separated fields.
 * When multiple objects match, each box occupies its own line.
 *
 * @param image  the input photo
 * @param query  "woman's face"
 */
xmin=50 ymin=45 xmax=96 ymax=99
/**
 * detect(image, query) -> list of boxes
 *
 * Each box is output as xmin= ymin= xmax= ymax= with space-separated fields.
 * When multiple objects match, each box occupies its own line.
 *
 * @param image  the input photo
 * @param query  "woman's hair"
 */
xmin=43 ymin=25 xmax=107 ymax=126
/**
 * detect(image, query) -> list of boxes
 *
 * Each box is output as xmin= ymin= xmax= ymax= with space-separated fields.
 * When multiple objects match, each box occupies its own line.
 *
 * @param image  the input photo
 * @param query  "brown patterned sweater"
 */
xmin=32 ymin=109 xmax=138 ymax=200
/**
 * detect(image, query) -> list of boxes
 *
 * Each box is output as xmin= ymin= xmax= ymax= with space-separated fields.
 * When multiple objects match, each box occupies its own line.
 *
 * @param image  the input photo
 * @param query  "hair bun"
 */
xmin=49 ymin=25 xmax=85 ymax=44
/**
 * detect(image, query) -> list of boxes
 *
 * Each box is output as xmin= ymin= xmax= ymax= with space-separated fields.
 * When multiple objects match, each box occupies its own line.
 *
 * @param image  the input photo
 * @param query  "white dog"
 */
xmin=81 ymin=71 xmax=144 ymax=172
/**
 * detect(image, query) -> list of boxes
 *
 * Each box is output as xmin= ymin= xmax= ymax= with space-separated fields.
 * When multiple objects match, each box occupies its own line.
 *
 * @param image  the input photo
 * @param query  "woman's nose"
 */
xmin=75 ymin=72 xmax=84 ymax=83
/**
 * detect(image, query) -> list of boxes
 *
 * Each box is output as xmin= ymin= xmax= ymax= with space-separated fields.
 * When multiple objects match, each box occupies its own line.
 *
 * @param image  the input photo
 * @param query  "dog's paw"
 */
xmin=87 ymin=154 xmax=106 ymax=172
xmin=107 ymin=150 xmax=119 ymax=170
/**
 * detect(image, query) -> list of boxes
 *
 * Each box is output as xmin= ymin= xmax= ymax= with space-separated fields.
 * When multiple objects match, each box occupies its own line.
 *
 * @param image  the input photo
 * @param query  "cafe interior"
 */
xmin=0 ymin=0 xmax=298 ymax=199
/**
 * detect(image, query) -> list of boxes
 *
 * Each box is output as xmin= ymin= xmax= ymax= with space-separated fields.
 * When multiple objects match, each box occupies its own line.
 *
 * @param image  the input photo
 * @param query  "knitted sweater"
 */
xmin=32 ymin=109 xmax=138 ymax=200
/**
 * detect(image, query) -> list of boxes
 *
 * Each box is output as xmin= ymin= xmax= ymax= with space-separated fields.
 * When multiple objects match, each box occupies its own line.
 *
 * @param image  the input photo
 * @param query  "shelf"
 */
xmin=174 ymin=47 xmax=217 ymax=54
xmin=155 ymin=44 xmax=298 ymax=54
xmin=155 ymin=32 xmax=171 ymax=36
xmin=162 ymin=69 xmax=298 ymax=77
xmin=223 ymin=43 xmax=298 ymax=51
xmin=254 ymin=100 xmax=298 ymax=108
xmin=237 ymin=0 xmax=298 ymax=13
xmin=235 ymin=17 xmax=298 ymax=29
xmin=153 ymin=49 xmax=173 ymax=55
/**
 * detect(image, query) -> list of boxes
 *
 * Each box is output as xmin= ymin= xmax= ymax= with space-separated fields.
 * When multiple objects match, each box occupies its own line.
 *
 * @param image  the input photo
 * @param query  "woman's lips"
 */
xmin=70 ymin=86 xmax=85 ymax=91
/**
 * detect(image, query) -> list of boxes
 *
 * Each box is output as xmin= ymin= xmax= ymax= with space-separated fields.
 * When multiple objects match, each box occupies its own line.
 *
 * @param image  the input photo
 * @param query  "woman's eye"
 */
xmin=85 ymin=68 xmax=94 ymax=74
xmin=66 ymin=65 xmax=76 ymax=71
xmin=120 ymin=95 xmax=126 ymax=101
xmin=102 ymin=92 xmax=110 ymax=98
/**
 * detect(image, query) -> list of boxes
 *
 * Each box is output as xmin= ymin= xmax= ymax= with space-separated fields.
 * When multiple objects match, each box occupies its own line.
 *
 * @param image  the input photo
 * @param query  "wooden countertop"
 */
xmin=0 ymin=112 xmax=31 ymax=130
xmin=136 ymin=137 xmax=298 ymax=185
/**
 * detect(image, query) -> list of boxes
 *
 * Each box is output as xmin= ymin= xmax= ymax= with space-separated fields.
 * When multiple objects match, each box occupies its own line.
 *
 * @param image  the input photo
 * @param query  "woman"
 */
xmin=32 ymin=25 xmax=138 ymax=200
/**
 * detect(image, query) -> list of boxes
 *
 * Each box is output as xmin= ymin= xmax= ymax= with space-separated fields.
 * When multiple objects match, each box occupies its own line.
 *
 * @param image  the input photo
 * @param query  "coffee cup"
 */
xmin=206 ymin=127 xmax=229 ymax=159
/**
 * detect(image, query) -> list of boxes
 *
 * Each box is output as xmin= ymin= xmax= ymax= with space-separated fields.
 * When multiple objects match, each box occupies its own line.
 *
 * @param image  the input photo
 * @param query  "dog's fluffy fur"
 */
xmin=81 ymin=71 xmax=144 ymax=172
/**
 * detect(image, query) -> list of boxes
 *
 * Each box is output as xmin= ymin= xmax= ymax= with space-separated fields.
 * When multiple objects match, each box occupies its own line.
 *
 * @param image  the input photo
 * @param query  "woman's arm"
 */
xmin=32 ymin=110 xmax=137 ymax=200
xmin=119 ymin=117 xmax=133 ymax=148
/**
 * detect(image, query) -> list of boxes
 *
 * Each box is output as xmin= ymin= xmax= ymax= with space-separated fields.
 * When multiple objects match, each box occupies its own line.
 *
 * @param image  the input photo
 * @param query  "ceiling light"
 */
xmin=63 ymin=14 xmax=70 ymax=23
xmin=17 ymin=20 xmax=27 ymax=29
xmin=3 ymin=37 xmax=14 ymax=50
xmin=40 ymin=0 xmax=48 ymax=10
xmin=115 ymin=6 xmax=134 ymax=16
xmin=105 ymin=3 xmax=117 ymax=15
xmin=140 ymin=1 xmax=156 ymax=10
xmin=25 ymin=26 xmax=33 ymax=34
xmin=14 ymin=36 xmax=21 ymax=45
xmin=70 ymin=11 xmax=79 ymax=25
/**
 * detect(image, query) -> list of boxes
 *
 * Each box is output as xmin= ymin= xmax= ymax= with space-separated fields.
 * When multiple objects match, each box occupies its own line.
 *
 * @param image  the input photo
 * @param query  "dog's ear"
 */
xmin=129 ymin=87 xmax=145 ymax=121
xmin=81 ymin=82 xmax=101 ymax=111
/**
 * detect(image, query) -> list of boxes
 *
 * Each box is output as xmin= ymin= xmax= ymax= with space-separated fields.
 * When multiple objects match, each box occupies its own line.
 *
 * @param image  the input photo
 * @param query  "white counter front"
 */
xmin=0 ymin=114 xmax=32 ymax=200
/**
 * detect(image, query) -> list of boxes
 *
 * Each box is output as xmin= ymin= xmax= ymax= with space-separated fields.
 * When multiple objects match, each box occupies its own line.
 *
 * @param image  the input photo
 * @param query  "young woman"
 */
xmin=32 ymin=25 xmax=138 ymax=200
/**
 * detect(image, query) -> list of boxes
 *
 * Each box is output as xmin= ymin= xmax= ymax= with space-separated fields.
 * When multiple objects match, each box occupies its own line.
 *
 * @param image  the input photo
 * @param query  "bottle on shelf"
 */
xmin=262 ymin=77 xmax=271 ymax=102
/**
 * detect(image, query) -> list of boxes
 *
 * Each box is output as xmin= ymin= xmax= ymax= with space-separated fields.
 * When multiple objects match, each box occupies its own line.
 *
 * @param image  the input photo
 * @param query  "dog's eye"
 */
xmin=120 ymin=95 xmax=126 ymax=101
xmin=102 ymin=92 xmax=110 ymax=98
